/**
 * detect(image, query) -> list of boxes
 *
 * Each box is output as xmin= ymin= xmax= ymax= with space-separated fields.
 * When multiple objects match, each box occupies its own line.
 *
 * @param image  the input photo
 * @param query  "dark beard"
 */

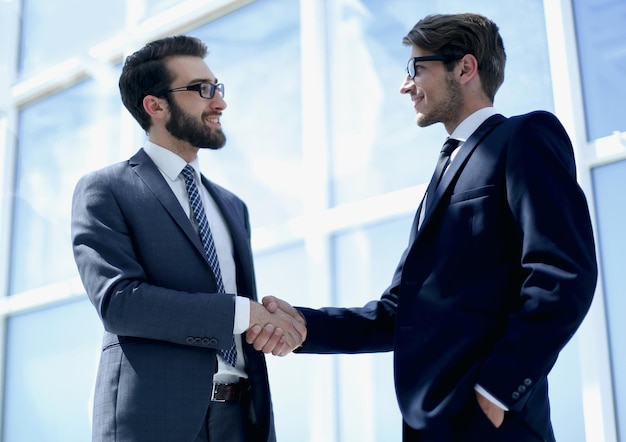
xmin=417 ymin=74 xmax=463 ymax=128
xmin=165 ymin=98 xmax=226 ymax=149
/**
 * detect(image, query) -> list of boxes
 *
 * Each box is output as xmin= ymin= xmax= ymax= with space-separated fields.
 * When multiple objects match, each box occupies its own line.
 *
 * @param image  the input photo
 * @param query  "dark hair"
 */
xmin=403 ymin=13 xmax=506 ymax=102
xmin=119 ymin=35 xmax=208 ymax=131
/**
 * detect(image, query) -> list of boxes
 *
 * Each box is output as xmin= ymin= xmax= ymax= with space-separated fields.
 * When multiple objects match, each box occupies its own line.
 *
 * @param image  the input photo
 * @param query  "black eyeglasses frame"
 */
xmin=160 ymin=82 xmax=225 ymax=99
xmin=406 ymin=55 xmax=463 ymax=79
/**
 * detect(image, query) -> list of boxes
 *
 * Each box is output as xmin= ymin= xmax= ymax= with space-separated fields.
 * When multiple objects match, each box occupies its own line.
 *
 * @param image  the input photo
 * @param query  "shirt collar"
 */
xmin=143 ymin=140 xmax=202 ymax=181
xmin=450 ymin=107 xmax=499 ymax=143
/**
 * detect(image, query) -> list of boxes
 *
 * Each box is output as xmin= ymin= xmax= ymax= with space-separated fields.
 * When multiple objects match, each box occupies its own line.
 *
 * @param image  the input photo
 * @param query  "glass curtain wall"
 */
xmin=574 ymin=0 xmax=626 ymax=440
xmin=0 ymin=0 xmax=620 ymax=441
xmin=591 ymin=159 xmax=626 ymax=441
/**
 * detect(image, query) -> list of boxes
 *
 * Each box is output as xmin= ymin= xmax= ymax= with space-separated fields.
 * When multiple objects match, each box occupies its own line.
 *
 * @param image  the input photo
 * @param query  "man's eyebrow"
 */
xmin=186 ymin=78 xmax=217 ymax=85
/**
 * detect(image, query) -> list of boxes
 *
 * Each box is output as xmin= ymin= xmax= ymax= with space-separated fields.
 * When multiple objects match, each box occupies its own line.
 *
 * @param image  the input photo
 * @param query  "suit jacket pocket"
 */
xmin=450 ymin=185 xmax=495 ymax=205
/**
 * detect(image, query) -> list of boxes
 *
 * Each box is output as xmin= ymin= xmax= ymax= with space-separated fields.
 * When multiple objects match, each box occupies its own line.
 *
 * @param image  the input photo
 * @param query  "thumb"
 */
xmin=262 ymin=295 xmax=279 ymax=312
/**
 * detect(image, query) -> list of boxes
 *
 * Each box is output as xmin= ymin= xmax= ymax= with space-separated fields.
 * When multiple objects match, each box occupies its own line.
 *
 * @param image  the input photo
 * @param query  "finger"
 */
xmin=262 ymin=296 xmax=279 ymax=312
xmin=286 ymin=314 xmax=307 ymax=344
xmin=272 ymin=341 xmax=289 ymax=356
xmin=293 ymin=319 xmax=307 ymax=341
xmin=277 ymin=337 xmax=299 ymax=356
xmin=261 ymin=327 xmax=285 ymax=354
xmin=273 ymin=313 xmax=299 ymax=348
xmin=252 ymin=324 xmax=276 ymax=351
xmin=293 ymin=309 xmax=306 ymax=326
xmin=279 ymin=302 xmax=306 ymax=328
xmin=245 ymin=324 xmax=262 ymax=344
xmin=283 ymin=321 xmax=304 ymax=350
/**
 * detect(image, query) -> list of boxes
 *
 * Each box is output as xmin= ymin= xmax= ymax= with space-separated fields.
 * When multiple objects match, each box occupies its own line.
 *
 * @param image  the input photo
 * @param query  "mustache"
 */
xmin=202 ymin=111 xmax=222 ymax=119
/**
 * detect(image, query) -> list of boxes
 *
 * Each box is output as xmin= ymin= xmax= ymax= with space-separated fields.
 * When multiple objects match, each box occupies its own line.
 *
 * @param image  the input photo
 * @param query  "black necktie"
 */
xmin=424 ymin=138 xmax=460 ymax=214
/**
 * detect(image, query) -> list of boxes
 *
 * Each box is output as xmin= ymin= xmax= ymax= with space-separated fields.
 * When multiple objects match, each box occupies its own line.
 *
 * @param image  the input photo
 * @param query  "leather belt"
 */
xmin=211 ymin=382 xmax=242 ymax=403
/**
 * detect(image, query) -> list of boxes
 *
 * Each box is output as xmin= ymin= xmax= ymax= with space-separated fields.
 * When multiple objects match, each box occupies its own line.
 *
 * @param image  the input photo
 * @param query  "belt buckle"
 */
xmin=211 ymin=383 xmax=226 ymax=403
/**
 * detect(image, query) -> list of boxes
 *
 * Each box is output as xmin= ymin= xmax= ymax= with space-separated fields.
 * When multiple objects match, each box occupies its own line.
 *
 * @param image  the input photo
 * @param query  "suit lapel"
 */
xmin=420 ymin=114 xmax=506 ymax=229
xmin=129 ymin=149 xmax=256 ymax=299
xmin=202 ymin=176 xmax=257 ymax=300
xmin=129 ymin=149 xmax=207 ymax=259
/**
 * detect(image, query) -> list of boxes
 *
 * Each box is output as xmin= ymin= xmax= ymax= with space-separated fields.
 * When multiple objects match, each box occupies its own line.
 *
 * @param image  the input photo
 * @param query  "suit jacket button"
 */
xmin=523 ymin=378 xmax=532 ymax=386
xmin=209 ymin=338 xmax=218 ymax=346
xmin=186 ymin=337 xmax=194 ymax=344
xmin=518 ymin=385 xmax=527 ymax=393
xmin=512 ymin=392 xmax=520 ymax=400
xmin=201 ymin=338 xmax=210 ymax=346
xmin=194 ymin=337 xmax=202 ymax=345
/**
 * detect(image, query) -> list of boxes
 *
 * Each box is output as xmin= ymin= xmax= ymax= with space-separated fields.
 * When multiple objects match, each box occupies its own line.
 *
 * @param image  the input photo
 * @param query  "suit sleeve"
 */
xmin=71 ymin=168 xmax=236 ymax=350
xmin=297 ymin=248 xmax=406 ymax=354
xmin=476 ymin=112 xmax=597 ymax=410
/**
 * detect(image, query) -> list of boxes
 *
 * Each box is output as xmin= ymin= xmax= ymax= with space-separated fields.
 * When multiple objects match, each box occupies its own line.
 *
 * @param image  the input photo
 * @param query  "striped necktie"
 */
xmin=180 ymin=164 xmax=237 ymax=367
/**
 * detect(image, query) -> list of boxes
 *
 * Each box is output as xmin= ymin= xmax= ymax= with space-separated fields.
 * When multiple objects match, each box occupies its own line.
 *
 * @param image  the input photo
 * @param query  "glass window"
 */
xmin=333 ymin=215 xmax=413 ymax=441
xmin=253 ymin=243 xmax=314 ymax=440
xmin=11 ymin=78 xmax=121 ymax=294
xmin=548 ymin=336 xmax=586 ymax=441
xmin=3 ymin=299 xmax=103 ymax=442
xmin=19 ymin=0 xmax=125 ymax=78
xmin=190 ymin=0 xmax=303 ymax=229
xmin=573 ymin=0 xmax=626 ymax=140
xmin=140 ymin=0 xmax=186 ymax=20
xmin=3 ymin=1 xmax=606 ymax=441
xmin=327 ymin=0 xmax=553 ymax=205
xmin=591 ymin=159 xmax=626 ymax=437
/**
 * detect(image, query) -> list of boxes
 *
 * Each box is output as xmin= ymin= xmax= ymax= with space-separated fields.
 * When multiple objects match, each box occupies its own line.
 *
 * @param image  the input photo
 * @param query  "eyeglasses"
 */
xmin=406 ymin=55 xmax=461 ymax=79
xmin=161 ymin=82 xmax=225 ymax=99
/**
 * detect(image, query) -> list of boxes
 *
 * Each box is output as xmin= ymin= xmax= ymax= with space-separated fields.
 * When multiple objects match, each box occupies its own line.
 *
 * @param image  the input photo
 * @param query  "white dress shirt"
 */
xmin=448 ymin=106 xmax=499 ymax=151
xmin=419 ymin=107 xmax=500 ymax=227
xmin=144 ymin=140 xmax=249 ymax=382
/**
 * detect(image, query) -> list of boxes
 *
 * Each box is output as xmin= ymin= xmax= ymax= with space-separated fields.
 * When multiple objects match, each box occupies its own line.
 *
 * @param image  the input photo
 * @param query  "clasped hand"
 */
xmin=247 ymin=296 xmax=306 ymax=356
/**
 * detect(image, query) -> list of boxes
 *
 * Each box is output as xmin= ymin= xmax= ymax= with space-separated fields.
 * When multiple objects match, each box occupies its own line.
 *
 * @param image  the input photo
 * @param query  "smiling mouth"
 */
xmin=412 ymin=96 xmax=425 ymax=111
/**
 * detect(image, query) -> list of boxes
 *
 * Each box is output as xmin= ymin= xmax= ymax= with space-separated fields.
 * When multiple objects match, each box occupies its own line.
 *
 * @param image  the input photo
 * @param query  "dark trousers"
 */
xmin=193 ymin=400 xmax=250 ymax=442
xmin=402 ymin=397 xmax=550 ymax=442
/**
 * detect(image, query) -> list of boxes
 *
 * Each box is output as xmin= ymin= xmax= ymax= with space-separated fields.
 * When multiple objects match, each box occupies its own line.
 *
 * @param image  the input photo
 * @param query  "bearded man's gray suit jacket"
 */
xmin=72 ymin=148 xmax=275 ymax=441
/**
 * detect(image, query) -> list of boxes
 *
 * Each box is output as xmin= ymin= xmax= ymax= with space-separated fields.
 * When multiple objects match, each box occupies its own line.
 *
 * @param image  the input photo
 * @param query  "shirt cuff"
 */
xmin=233 ymin=296 xmax=250 ymax=334
xmin=474 ymin=384 xmax=509 ymax=411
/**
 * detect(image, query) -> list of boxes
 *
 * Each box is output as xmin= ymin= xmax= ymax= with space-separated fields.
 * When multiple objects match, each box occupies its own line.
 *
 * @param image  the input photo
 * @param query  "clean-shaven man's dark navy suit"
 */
xmin=297 ymin=111 xmax=597 ymax=441
xmin=72 ymin=149 xmax=275 ymax=441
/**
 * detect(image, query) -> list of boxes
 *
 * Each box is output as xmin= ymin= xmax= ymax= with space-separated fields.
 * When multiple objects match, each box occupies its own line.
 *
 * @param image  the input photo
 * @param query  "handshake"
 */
xmin=246 ymin=296 xmax=306 ymax=357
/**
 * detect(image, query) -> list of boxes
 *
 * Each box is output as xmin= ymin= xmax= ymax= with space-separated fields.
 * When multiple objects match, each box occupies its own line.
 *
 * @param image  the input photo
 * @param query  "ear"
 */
xmin=143 ymin=95 xmax=167 ymax=120
xmin=457 ymin=54 xmax=479 ymax=84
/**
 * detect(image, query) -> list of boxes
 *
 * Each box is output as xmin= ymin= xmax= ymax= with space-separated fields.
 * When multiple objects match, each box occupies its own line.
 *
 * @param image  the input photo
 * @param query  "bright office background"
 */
xmin=0 ymin=0 xmax=624 ymax=441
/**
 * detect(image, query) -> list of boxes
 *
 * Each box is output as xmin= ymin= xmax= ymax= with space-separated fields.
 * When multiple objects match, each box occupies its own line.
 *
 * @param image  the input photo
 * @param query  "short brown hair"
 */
xmin=403 ymin=13 xmax=506 ymax=102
